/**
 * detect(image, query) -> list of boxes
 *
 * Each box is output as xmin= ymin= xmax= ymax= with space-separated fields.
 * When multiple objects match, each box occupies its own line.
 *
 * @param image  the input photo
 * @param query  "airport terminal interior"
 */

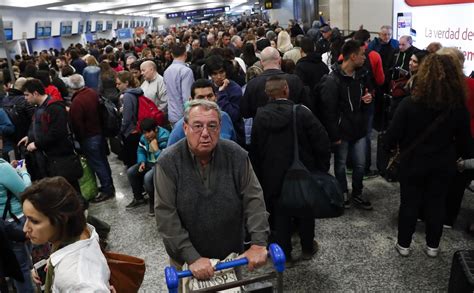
xmin=1 ymin=0 xmax=474 ymax=292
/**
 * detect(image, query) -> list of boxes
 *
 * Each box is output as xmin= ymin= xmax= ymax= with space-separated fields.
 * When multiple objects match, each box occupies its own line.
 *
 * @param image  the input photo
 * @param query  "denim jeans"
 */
xmin=127 ymin=163 xmax=155 ymax=200
xmin=334 ymin=137 xmax=366 ymax=194
xmin=81 ymin=135 xmax=114 ymax=194
xmin=6 ymin=217 xmax=34 ymax=292
xmin=365 ymin=102 xmax=375 ymax=172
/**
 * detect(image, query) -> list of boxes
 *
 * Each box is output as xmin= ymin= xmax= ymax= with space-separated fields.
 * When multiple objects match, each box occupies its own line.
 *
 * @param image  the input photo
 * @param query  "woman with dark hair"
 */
xmin=99 ymin=61 xmax=119 ymax=105
xmin=241 ymin=42 xmax=260 ymax=68
xmin=35 ymin=70 xmax=62 ymax=101
xmin=22 ymin=177 xmax=110 ymax=292
xmin=116 ymin=71 xmax=143 ymax=167
xmin=189 ymin=47 xmax=206 ymax=80
xmin=385 ymin=54 xmax=472 ymax=258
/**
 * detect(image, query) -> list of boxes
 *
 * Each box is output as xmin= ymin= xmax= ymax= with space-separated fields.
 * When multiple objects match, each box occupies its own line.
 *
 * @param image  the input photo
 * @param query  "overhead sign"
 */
xmin=166 ymin=6 xmax=229 ymax=19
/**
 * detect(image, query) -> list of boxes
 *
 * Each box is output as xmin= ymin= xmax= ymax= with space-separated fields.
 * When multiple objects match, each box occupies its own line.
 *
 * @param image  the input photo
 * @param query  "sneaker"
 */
xmin=425 ymin=246 xmax=439 ymax=258
xmin=91 ymin=191 xmax=114 ymax=203
xmin=395 ymin=243 xmax=410 ymax=257
xmin=343 ymin=192 xmax=351 ymax=208
xmin=363 ymin=169 xmax=379 ymax=180
xmin=352 ymin=193 xmax=373 ymax=210
xmin=148 ymin=205 xmax=155 ymax=217
xmin=125 ymin=198 xmax=147 ymax=209
xmin=443 ymin=224 xmax=453 ymax=229
xmin=301 ymin=240 xmax=319 ymax=260
xmin=346 ymin=169 xmax=353 ymax=175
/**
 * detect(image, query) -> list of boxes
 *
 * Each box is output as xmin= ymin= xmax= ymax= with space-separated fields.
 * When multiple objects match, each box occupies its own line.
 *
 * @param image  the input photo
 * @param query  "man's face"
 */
xmin=24 ymin=90 xmax=37 ymax=105
xmin=141 ymin=65 xmax=156 ymax=82
xmin=379 ymin=29 xmax=392 ymax=44
xmin=234 ymin=37 xmax=243 ymax=48
xmin=143 ymin=129 xmax=157 ymax=142
xmin=126 ymin=59 xmax=134 ymax=70
xmin=192 ymin=40 xmax=200 ymax=50
xmin=210 ymin=69 xmax=226 ymax=87
xmin=222 ymin=36 xmax=231 ymax=47
xmin=353 ymin=46 xmax=366 ymax=68
xmin=322 ymin=31 xmax=332 ymax=40
xmin=193 ymin=87 xmax=217 ymax=102
xmin=399 ymin=37 xmax=411 ymax=52
xmin=184 ymin=106 xmax=220 ymax=157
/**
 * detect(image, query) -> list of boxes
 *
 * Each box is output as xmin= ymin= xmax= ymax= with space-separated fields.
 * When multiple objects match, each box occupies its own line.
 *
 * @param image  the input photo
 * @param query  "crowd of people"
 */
xmin=1 ymin=16 xmax=474 ymax=291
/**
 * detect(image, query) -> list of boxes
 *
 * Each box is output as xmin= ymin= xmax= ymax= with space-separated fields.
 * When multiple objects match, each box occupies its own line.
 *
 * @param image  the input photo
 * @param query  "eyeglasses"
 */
xmin=188 ymin=123 xmax=219 ymax=134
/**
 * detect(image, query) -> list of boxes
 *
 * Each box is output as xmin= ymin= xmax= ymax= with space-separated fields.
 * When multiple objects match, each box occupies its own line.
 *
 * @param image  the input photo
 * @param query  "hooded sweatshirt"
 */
xmin=295 ymin=52 xmax=329 ymax=88
xmin=251 ymin=99 xmax=330 ymax=199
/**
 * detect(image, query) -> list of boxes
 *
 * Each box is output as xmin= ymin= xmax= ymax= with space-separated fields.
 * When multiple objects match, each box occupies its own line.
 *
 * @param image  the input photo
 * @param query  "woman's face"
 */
xmin=164 ymin=51 xmax=172 ymax=60
xmin=23 ymin=199 xmax=57 ymax=245
xmin=116 ymin=78 xmax=128 ymax=92
xmin=409 ymin=55 xmax=419 ymax=73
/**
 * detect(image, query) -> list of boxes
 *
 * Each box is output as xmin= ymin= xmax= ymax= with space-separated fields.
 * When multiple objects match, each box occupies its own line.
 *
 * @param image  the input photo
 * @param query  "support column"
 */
xmin=329 ymin=0 xmax=349 ymax=31
xmin=294 ymin=0 xmax=319 ymax=28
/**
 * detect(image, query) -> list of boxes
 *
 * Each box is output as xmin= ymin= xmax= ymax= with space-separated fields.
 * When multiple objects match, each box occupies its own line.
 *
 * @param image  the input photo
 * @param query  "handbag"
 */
xmin=384 ymin=110 xmax=451 ymax=182
xmin=104 ymin=251 xmax=146 ymax=293
xmin=2 ymin=190 xmax=27 ymax=242
xmin=46 ymin=153 xmax=84 ymax=181
xmin=79 ymin=156 xmax=98 ymax=201
xmin=279 ymin=105 xmax=344 ymax=219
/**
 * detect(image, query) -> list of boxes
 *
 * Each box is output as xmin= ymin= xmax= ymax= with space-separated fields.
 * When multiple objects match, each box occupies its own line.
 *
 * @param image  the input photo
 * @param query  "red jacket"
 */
xmin=69 ymin=87 xmax=102 ymax=141
xmin=45 ymin=85 xmax=63 ymax=102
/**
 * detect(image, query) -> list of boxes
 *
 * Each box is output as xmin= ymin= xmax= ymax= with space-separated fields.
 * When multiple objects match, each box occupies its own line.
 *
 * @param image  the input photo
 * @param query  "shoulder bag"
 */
xmin=385 ymin=110 xmax=451 ymax=182
xmin=278 ymin=105 xmax=344 ymax=219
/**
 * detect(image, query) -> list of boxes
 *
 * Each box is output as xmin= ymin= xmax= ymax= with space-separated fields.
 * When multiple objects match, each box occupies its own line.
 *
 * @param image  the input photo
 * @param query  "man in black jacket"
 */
xmin=251 ymin=75 xmax=330 ymax=262
xmin=320 ymin=40 xmax=373 ymax=210
xmin=295 ymin=37 xmax=329 ymax=88
xmin=18 ymin=79 xmax=81 ymax=191
xmin=241 ymin=47 xmax=311 ymax=118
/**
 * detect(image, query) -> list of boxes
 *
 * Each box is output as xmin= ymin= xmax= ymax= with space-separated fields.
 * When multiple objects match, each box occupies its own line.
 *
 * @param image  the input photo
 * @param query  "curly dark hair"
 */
xmin=412 ymin=54 xmax=467 ymax=110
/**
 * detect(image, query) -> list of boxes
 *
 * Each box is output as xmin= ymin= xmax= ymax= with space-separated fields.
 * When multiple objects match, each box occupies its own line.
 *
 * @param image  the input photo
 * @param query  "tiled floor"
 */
xmin=89 ymin=150 xmax=474 ymax=292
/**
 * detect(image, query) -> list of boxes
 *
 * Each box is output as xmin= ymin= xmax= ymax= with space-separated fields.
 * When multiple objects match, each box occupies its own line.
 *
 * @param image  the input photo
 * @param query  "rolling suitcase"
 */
xmin=448 ymin=250 xmax=474 ymax=293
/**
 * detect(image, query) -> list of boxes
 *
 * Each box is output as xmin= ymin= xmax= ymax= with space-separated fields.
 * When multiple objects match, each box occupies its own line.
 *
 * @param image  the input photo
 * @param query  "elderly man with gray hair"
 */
xmin=155 ymin=99 xmax=270 ymax=281
xmin=69 ymin=74 xmax=115 ymax=202
xmin=241 ymin=46 xmax=311 ymax=118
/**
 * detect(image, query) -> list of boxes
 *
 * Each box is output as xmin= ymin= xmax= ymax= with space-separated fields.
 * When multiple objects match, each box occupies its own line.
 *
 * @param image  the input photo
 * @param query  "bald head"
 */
xmin=260 ymin=47 xmax=281 ymax=70
xmin=140 ymin=60 xmax=158 ymax=82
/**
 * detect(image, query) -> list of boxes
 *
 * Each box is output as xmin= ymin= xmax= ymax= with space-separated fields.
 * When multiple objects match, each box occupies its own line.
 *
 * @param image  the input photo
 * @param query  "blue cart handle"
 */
xmin=165 ymin=243 xmax=286 ymax=293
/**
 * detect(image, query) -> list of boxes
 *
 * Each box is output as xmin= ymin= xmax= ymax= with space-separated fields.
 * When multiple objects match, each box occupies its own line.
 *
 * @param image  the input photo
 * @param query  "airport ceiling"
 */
xmin=0 ymin=0 xmax=253 ymax=17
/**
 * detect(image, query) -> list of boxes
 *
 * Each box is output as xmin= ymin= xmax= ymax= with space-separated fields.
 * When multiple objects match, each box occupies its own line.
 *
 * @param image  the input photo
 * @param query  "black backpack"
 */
xmin=1 ymin=95 xmax=31 ymax=144
xmin=98 ymin=95 xmax=121 ymax=137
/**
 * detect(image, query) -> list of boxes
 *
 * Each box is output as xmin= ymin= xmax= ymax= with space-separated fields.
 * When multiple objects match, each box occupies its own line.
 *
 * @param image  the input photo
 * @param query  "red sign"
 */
xmin=406 ymin=0 xmax=474 ymax=6
xmin=134 ymin=27 xmax=145 ymax=35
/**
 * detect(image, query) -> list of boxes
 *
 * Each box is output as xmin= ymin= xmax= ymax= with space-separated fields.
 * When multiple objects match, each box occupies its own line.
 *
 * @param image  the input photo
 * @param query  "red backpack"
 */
xmin=136 ymin=95 xmax=165 ymax=131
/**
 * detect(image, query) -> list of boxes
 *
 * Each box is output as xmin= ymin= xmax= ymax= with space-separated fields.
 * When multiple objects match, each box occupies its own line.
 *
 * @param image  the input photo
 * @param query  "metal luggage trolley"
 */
xmin=165 ymin=243 xmax=286 ymax=293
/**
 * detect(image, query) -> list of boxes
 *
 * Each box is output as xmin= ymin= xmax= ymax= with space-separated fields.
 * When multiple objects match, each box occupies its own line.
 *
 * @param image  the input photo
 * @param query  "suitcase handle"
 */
xmin=165 ymin=243 xmax=286 ymax=293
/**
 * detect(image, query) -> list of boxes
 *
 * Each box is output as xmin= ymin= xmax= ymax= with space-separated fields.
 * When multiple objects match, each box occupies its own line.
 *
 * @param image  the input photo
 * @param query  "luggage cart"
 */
xmin=165 ymin=243 xmax=286 ymax=293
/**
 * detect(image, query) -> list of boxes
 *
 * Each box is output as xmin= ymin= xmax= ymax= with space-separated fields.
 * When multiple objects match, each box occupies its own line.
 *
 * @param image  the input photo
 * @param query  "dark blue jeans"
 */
xmin=127 ymin=163 xmax=154 ymax=199
xmin=81 ymin=135 xmax=114 ymax=194
xmin=365 ymin=102 xmax=375 ymax=172
xmin=334 ymin=137 xmax=366 ymax=194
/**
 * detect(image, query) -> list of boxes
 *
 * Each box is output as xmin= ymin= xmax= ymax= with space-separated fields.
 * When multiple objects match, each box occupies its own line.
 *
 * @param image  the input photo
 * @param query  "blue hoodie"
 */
xmin=137 ymin=126 xmax=170 ymax=164
xmin=0 ymin=108 xmax=15 ymax=153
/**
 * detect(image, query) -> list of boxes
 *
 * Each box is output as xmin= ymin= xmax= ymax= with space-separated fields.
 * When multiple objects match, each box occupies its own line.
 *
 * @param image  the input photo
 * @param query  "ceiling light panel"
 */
xmin=0 ymin=0 xmax=64 ymax=8
xmin=47 ymin=0 xmax=159 ymax=13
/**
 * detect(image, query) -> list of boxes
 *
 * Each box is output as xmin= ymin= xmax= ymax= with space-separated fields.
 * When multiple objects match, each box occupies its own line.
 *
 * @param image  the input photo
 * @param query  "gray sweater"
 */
xmin=155 ymin=139 xmax=269 ymax=264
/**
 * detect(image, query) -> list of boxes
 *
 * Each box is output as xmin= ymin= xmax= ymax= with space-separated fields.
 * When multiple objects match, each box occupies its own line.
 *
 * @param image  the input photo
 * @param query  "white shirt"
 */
xmin=50 ymin=224 xmax=110 ymax=293
xmin=141 ymin=73 xmax=168 ymax=113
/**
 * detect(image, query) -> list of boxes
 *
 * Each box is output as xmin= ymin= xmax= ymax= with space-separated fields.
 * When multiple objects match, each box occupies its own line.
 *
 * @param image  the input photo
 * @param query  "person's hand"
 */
xmin=10 ymin=160 xmax=18 ymax=169
xmin=457 ymin=158 xmax=465 ymax=172
xmin=31 ymin=268 xmax=42 ymax=285
xmin=239 ymin=245 xmax=268 ymax=271
xmin=149 ymin=138 xmax=159 ymax=152
xmin=109 ymin=285 xmax=117 ymax=293
xmin=219 ymin=79 xmax=230 ymax=92
xmin=361 ymin=89 xmax=372 ymax=104
xmin=138 ymin=162 xmax=146 ymax=173
xmin=333 ymin=140 xmax=342 ymax=145
xmin=26 ymin=142 xmax=37 ymax=152
xmin=189 ymin=257 xmax=214 ymax=280
xmin=18 ymin=136 xmax=28 ymax=146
